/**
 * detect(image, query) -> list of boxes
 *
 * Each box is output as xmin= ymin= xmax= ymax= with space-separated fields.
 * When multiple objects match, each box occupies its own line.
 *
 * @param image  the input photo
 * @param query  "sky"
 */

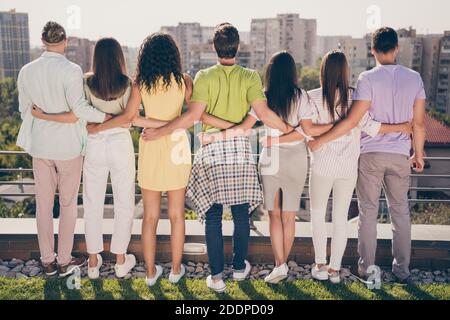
xmin=1 ymin=0 xmax=449 ymax=47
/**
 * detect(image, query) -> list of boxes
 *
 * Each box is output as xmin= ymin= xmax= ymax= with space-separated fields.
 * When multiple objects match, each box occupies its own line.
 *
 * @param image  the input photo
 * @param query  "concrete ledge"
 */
xmin=1 ymin=218 xmax=449 ymax=268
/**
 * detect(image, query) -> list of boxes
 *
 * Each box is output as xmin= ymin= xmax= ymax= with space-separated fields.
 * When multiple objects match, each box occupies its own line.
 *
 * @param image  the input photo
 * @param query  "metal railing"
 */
xmin=1 ymin=150 xmax=450 ymax=204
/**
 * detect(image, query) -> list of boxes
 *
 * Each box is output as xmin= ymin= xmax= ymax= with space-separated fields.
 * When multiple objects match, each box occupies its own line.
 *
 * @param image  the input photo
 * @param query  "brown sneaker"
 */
xmin=42 ymin=261 xmax=58 ymax=276
xmin=58 ymin=256 xmax=87 ymax=278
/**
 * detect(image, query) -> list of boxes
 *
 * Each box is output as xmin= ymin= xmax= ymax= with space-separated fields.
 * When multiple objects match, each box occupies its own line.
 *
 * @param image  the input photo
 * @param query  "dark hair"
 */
xmin=41 ymin=21 xmax=66 ymax=44
xmin=265 ymin=51 xmax=301 ymax=123
xmin=320 ymin=50 xmax=351 ymax=122
xmin=372 ymin=27 xmax=398 ymax=53
xmin=213 ymin=23 xmax=240 ymax=59
xmin=85 ymin=38 xmax=129 ymax=101
xmin=135 ymin=33 xmax=183 ymax=92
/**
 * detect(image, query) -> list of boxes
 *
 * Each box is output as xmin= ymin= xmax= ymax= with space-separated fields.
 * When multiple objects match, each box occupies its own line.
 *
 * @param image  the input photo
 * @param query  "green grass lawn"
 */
xmin=0 ymin=277 xmax=449 ymax=300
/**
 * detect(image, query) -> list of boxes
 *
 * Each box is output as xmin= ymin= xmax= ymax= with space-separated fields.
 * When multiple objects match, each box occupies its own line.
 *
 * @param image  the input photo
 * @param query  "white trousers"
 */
xmin=83 ymin=128 xmax=136 ymax=255
xmin=309 ymin=171 xmax=357 ymax=270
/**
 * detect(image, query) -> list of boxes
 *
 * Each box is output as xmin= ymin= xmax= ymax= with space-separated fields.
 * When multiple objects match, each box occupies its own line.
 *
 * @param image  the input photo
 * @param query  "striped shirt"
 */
xmin=307 ymin=88 xmax=381 ymax=179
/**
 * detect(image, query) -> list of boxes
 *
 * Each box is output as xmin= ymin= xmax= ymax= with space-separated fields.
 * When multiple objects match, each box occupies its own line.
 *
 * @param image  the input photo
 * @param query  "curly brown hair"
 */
xmin=135 ymin=33 xmax=183 ymax=92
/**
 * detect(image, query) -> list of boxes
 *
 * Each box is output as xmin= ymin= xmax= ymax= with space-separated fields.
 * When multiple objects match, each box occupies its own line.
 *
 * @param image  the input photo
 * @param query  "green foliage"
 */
xmin=0 ymin=277 xmax=449 ymax=300
xmin=0 ymin=78 xmax=19 ymax=119
xmin=299 ymin=66 xmax=321 ymax=91
xmin=184 ymin=209 xmax=198 ymax=220
xmin=428 ymin=109 xmax=450 ymax=127
xmin=411 ymin=203 xmax=450 ymax=225
xmin=0 ymin=198 xmax=35 ymax=218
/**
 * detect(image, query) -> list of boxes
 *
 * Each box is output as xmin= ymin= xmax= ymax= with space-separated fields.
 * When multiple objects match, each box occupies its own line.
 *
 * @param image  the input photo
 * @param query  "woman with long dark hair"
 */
xmin=199 ymin=51 xmax=332 ymax=283
xmin=306 ymin=50 xmax=411 ymax=284
xmin=85 ymin=33 xmax=193 ymax=286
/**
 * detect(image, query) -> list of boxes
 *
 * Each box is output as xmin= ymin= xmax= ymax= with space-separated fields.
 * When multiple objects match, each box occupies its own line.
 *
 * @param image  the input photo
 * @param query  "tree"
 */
xmin=0 ymin=78 xmax=19 ymax=119
xmin=299 ymin=66 xmax=320 ymax=91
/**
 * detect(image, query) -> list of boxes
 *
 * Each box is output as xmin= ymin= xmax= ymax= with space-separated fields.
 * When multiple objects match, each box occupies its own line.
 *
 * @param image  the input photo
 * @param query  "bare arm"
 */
xmin=200 ymin=113 xmax=236 ymax=130
xmin=88 ymin=84 xmax=142 ymax=134
xmin=132 ymin=114 xmax=168 ymax=129
xmin=411 ymin=99 xmax=426 ymax=172
xmin=252 ymin=100 xmax=293 ymax=134
xmin=141 ymin=101 xmax=207 ymax=141
xmin=309 ymin=100 xmax=371 ymax=151
xmin=262 ymin=130 xmax=305 ymax=148
xmin=31 ymin=106 xmax=79 ymax=123
xmin=300 ymin=119 xmax=333 ymax=137
xmin=379 ymin=122 xmax=413 ymax=134
xmin=199 ymin=115 xmax=258 ymax=145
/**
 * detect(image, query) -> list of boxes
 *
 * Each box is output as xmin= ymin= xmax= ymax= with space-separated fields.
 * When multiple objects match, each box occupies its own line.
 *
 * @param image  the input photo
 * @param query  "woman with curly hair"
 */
xmin=87 ymin=33 xmax=193 ymax=286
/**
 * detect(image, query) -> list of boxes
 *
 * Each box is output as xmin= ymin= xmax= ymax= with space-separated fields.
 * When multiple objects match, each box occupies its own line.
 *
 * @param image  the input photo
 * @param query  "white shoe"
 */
xmin=264 ymin=263 xmax=288 ymax=284
xmin=233 ymin=260 xmax=251 ymax=281
xmin=328 ymin=269 xmax=341 ymax=284
xmin=169 ymin=264 xmax=186 ymax=284
xmin=88 ymin=254 xmax=103 ymax=280
xmin=145 ymin=265 xmax=163 ymax=287
xmin=114 ymin=254 xmax=136 ymax=278
xmin=311 ymin=264 xmax=329 ymax=281
xmin=206 ymin=275 xmax=226 ymax=293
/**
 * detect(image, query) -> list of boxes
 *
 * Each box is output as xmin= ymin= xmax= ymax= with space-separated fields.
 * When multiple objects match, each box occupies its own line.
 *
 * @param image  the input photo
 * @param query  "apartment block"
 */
xmin=66 ymin=36 xmax=95 ymax=73
xmin=161 ymin=23 xmax=215 ymax=74
xmin=421 ymin=35 xmax=442 ymax=109
xmin=0 ymin=9 xmax=30 ymax=80
xmin=435 ymin=31 xmax=450 ymax=114
xmin=317 ymin=35 xmax=369 ymax=86
xmin=250 ymin=14 xmax=317 ymax=70
xmin=189 ymin=40 xmax=251 ymax=75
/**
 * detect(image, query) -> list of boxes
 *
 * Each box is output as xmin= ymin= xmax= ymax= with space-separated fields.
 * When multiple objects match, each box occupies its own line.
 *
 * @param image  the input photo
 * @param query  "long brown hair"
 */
xmin=265 ymin=51 xmax=302 ymax=123
xmin=320 ymin=50 xmax=351 ymax=122
xmin=86 ymin=37 xmax=129 ymax=101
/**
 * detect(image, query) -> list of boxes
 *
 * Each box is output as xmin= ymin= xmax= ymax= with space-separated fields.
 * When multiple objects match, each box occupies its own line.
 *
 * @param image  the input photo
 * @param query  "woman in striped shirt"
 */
xmin=306 ymin=51 xmax=412 ymax=283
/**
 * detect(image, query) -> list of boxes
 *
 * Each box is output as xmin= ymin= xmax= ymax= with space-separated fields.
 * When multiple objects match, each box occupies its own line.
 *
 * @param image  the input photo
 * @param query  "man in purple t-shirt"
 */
xmin=309 ymin=27 xmax=426 ymax=283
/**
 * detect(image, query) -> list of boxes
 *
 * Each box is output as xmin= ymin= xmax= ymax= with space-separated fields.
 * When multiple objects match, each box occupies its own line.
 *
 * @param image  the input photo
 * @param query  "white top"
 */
xmin=307 ymin=88 xmax=381 ymax=179
xmin=249 ymin=89 xmax=313 ymax=147
xmin=17 ymin=51 xmax=105 ymax=160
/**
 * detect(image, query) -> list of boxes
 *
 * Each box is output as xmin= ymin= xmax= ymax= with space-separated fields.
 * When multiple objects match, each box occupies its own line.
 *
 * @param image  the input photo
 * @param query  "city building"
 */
xmin=250 ymin=13 xmax=317 ymax=70
xmin=434 ymin=31 xmax=450 ymax=114
xmin=161 ymin=23 xmax=214 ymax=74
xmin=66 ymin=36 xmax=95 ymax=73
xmin=317 ymin=35 xmax=369 ymax=85
xmin=189 ymin=40 xmax=251 ymax=75
xmin=421 ymin=35 xmax=442 ymax=109
xmin=0 ymin=9 xmax=30 ymax=80
xmin=397 ymin=28 xmax=423 ymax=73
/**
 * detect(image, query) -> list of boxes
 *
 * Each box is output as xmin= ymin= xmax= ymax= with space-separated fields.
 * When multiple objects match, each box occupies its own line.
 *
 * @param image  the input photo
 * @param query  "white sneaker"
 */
xmin=264 ymin=263 xmax=288 ymax=284
xmin=169 ymin=264 xmax=186 ymax=284
xmin=145 ymin=265 xmax=163 ymax=287
xmin=88 ymin=254 xmax=103 ymax=280
xmin=114 ymin=254 xmax=136 ymax=278
xmin=311 ymin=264 xmax=329 ymax=281
xmin=206 ymin=275 xmax=226 ymax=293
xmin=233 ymin=260 xmax=251 ymax=281
xmin=328 ymin=269 xmax=341 ymax=284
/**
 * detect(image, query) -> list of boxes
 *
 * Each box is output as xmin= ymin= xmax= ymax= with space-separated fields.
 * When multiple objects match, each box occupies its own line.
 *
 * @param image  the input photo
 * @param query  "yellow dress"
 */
xmin=138 ymin=78 xmax=192 ymax=191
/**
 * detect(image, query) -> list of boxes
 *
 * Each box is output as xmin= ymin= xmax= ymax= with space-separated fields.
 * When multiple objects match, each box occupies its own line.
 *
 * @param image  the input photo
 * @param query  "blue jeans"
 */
xmin=205 ymin=203 xmax=250 ymax=280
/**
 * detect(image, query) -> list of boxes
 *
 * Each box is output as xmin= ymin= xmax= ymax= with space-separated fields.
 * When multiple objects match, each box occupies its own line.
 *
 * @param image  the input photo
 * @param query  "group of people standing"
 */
xmin=16 ymin=20 xmax=426 ymax=292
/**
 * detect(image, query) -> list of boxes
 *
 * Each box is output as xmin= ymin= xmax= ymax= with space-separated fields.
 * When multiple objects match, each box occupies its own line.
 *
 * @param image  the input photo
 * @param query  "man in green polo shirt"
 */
xmin=142 ymin=23 xmax=292 ymax=293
